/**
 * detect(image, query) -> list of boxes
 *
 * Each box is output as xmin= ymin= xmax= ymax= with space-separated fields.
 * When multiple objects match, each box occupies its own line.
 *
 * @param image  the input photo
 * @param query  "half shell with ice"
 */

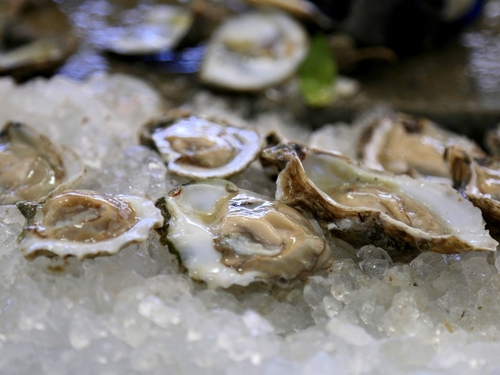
xmin=262 ymin=143 xmax=498 ymax=262
xmin=140 ymin=110 xmax=262 ymax=179
xmin=445 ymin=145 xmax=500 ymax=236
xmin=0 ymin=121 xmax=85 ymax=205
xmin=103 ymin=4 xmax=193 ymax=55
xmin=17 ymin=189 xmax=164 ymax=260
xmin=155 ymin=179 xmax=331 ymax=288
xmin=200 ymin=9 xmax=308 ymax=91
xmin=358 ymin=113 xmax=484 ymax=183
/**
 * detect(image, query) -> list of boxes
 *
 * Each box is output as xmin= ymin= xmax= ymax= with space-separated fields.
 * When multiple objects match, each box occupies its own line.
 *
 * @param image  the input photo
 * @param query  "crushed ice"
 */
xmin=1 ymin=74 xmax=500 ymax=374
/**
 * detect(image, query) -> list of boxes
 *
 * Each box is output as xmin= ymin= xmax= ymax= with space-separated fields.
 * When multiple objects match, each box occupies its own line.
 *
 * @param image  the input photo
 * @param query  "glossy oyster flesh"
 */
xmin=17 ymin=190 xmax=164 ymax=260
xmin=140 ymin=110 xmax=262 ymax=179
xmin=262 ymin=143 xmax=498 ymax=262
xmin=0 ymin=121 xmax=85 ymax=205
xmin=155 ymin=179 xmax=330 ymax=289
xmin=104 ymin=4 xmax=193 ymax=55
xmin=200 ymin=10 xmax=308 ymax=91
xmin=445 ymin=145 xmax=500 ymax=236
xmin=358 ymin=113 xmax=484 ymax=183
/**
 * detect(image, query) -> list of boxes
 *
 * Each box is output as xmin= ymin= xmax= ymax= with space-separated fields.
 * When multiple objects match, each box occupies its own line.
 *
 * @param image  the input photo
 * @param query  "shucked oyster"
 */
xmin=262 ymin=143 xmax=497 ymax=262
xmin=104 ymin=4 xmax=193 ymax=55
xmin=17 ymin=190 xmax=164 ymax=260
xmin=445 ymin=145 xmax=500 ymax=236
xmin=140 ymin=110 xmax=262 ymax=179
xmin=0 ymin=121 xmax=84 ymax=205
xmin=155 ymin=179 xmax=330 ymax=288
xmin=358 ymin=113 xmax=484 ymax=183
xmin=200 ymin=10 xmax=308 ymax=91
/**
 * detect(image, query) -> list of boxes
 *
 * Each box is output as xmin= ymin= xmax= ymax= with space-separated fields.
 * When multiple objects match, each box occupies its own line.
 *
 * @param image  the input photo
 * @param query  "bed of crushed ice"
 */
xmin=2 ymin=74 xmax=500 ymax=374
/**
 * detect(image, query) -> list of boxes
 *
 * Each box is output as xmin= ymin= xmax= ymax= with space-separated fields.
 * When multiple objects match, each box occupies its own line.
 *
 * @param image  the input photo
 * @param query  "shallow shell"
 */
xmin=200 ymin=10 xmax=308 ymax=91
xmin=140 ymin=110 xmax=262 ymax=179
xmin=358 ymin=113 xmax=484 ymax=183
xmin=0 ymin=121 xmax=85 ymax=205
xmin=17 ymin=189 xmax=164 ymax=260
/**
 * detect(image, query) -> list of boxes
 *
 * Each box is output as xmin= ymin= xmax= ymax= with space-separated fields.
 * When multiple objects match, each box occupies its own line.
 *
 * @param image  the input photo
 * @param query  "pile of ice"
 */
xmin=1 ymin=74 xmax=500 ymax=375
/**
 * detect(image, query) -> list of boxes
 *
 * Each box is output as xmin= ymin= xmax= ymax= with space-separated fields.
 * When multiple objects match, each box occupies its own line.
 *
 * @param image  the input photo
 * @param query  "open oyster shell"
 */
xmin=445 ymin=145 xmax=500 ymax=237
xmin=103 ymin=4 xmax=193 ymax=56
xmin=262 ymin=143 xmax=498 ymax=262
xmin=358 ymin=113 xmax=484 ymax=183
xmin=242 ymin=0 xmax=331 ymax=28
xmin=17 ymin=190 xmax=164 ymax=260
xmin=200 ymin=9 xmax=308 ymax=91
xmin=155 ymin=179 xmax=331 ymax=289
xmin=0 ymin=121 xmax=85 ymax=205
xmin=140 ymin=110 xmax=262 ymax=179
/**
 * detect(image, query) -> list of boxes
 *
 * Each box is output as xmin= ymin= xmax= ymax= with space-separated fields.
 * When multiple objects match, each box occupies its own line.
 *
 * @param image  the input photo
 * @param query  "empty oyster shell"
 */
xmin=17 ymin=189 xmax=164 ymax=260
xmin=0 ymin=121 xmax=85 ymax=205
xmin=200 ymin=9 xmax=308 ymax=91
xmin=445 ymin=145 xmax=500 ymax=236
xmin=358 ymin=113 xmax=484 ymax=183
xmin=140 ymin=110 xmax=262 ymax=179
xmin=155 ymin=179 xmax=330 ymax=288
xmin=262 ymin=143 xmax=498 ymax=262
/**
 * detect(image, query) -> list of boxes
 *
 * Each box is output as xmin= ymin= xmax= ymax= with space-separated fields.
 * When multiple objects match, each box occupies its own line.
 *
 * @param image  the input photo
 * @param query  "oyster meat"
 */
xmin=445 ymin=145 xmax=500 ymax=236
xmin=104 ymin=4 xmax=193 ymax=55
xmin=155 ymin=179 xmax=330 ymax=288
xmin=0 ymin=121 xmax=85 ymax=205
xmin=140 ymin=110 xmax=262 ymax=179
xmin=358 ymin=113 xmax=484 ymax=183
xmin=200 ymin=10 xmax=308 ymax=91
xmin=262 ymin=143 xmax=498 ymax=262
xmin=17 ymin=189 xmax=164 ymax=260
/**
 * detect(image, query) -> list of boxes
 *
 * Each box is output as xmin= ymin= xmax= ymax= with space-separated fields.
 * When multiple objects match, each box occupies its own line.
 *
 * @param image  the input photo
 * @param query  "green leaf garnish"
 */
xmin=298 ymin=33 xmax=337 ymax=108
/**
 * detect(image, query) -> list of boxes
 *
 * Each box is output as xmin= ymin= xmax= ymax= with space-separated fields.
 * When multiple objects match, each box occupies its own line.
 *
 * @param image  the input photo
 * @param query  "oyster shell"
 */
xmin=0 ymin=121 xmax=85 ymax=205
xmin=445 ymin=145 xmax=500 ymax=236
xmin=200 ymin=10 xmax=308 ymax=91
xmin=140 ymin=110 xmax=262 ymax=179
xmin=17 ymin=189 xmax=164 ymax=260
xmin=242 ymin=0 xmax=331 ymax=28
xmin=262 ymin=143 xmax=498 ymax=262
xmin=155 ymin=179 xmax=330 ymax=288
xmin=358 ymin=113 xmax=484 ymax=183
xmin=104 ymin=4 xmax=193 ymax=56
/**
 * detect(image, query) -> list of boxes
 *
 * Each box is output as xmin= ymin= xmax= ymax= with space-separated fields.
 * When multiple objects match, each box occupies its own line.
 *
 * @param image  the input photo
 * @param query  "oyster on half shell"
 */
xmin=103 ymin=4 xmax=193 ymax=56
xmin=0 ymin=121 xmax=85 ymax=205
xmin=140 ymin=110 xmax=262 ymax=179
xmin=262 ymin=143 xmax=497 ymax=262
xmin=17 ymin=189 xmax=164 ymax=260
xmin=200 ymin=10 xmax=308 ymax=91
xmin=445 ymin=145 xmax=500 ymax=237
xmin=358 ymin=113 xmax=484 ymax=183
xmin=155 ymin=179 xmax=330 ymax=289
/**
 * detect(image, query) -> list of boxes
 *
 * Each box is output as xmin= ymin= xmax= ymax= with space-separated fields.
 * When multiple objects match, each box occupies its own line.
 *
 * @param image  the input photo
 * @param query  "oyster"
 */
xmin=104 ymin=4 xmax=193 ymax=56
xmin=140 ymin=110 xmax=262 ymax=179
xmin=0 ymin=121 xmax=85 ymax=205
xmin=445 ymin=145 xmax=500 ymax=236
xmin=242 ymin=0 xmax=331 ymax=28
xmin=262 ymin=143 xmax=497 ymax=262
xmin=200 ymin=10 xmax=308 ymax=91
xmin=358 ymin=113 xmax=484 ymax=183
xmin=17 ymin=189 xmax=164 ymax=260
xmin=0 ymin=3 xmax=78 ymax=80
xmin=155 ymin=179 xmax=330 ymax=288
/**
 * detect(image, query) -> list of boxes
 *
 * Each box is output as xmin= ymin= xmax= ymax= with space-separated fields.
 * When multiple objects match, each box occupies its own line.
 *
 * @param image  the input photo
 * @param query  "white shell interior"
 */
xmin=200 ymin=10 xmax=308 ymax=91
